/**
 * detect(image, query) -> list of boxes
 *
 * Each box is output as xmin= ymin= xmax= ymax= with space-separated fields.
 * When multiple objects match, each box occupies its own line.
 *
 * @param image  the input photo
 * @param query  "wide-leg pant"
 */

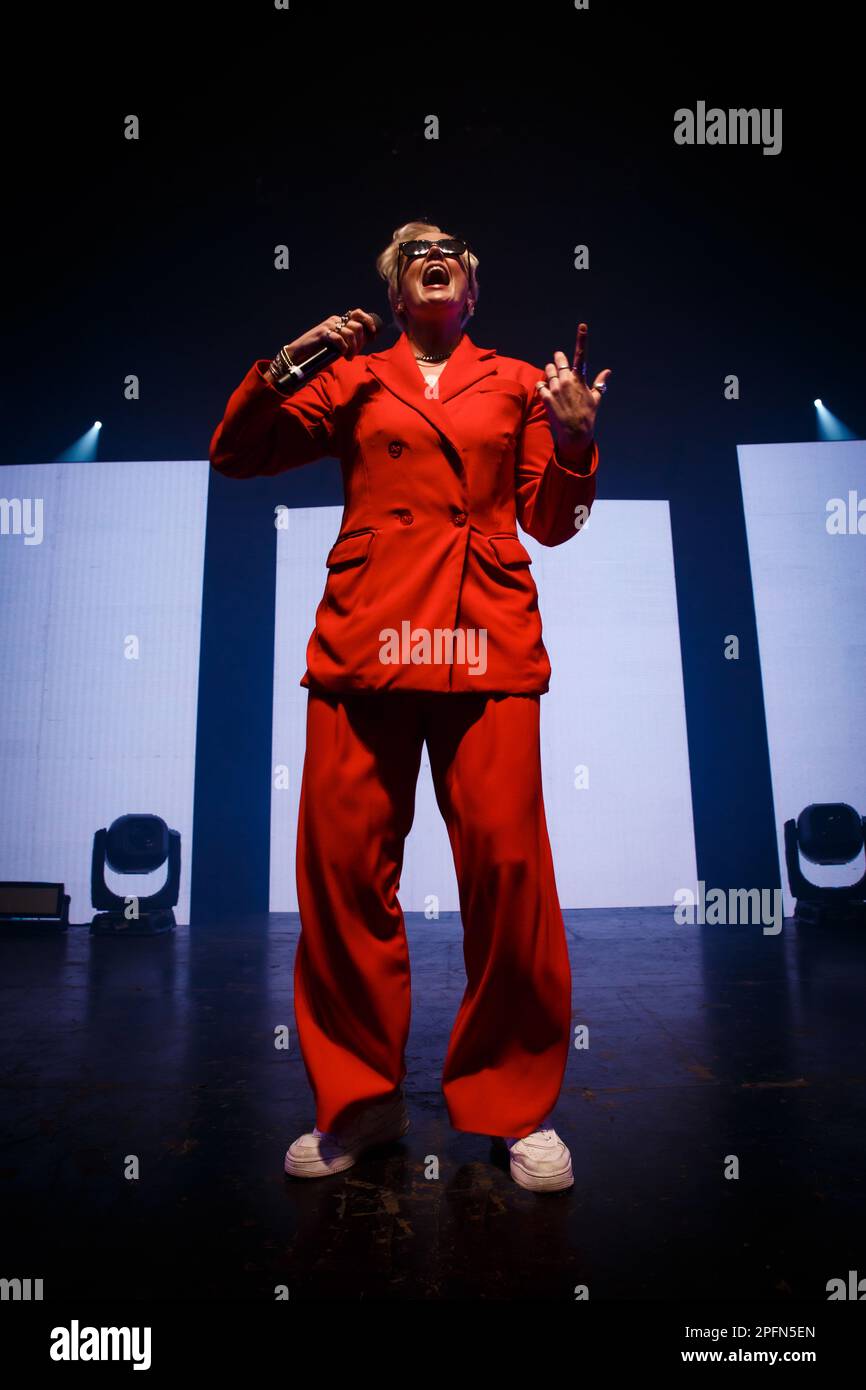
xmin=292 ymin=686 xmax=572 ymax=1141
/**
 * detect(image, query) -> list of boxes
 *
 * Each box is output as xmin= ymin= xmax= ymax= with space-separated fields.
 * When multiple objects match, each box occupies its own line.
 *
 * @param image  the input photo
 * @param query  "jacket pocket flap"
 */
xmin=472 ymin=379 xmax=526 ymax=403
xmin=489 ymin=534 xmax=532 ymax=567
xmin=326 ymin=530 xmax=374 ymax=568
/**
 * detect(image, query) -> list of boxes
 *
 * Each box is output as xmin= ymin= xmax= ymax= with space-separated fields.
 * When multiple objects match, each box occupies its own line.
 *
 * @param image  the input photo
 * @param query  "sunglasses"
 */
xmin=396 ymin=237 xmax=471 ymax=285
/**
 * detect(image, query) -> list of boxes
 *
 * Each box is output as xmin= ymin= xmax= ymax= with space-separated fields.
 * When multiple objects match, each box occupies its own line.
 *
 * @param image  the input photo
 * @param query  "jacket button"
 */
xmin=453 ymin=510 xmax=467 ymax=526
xmin=398 ymin=510 xmax=414 ymax=525
xmin=387 ymin=440 xmax=404 ymax=458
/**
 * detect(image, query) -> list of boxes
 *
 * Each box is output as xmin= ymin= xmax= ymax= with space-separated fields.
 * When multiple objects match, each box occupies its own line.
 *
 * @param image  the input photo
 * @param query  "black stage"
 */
xmin=2 ymin=908 xmax=863 ymax=1302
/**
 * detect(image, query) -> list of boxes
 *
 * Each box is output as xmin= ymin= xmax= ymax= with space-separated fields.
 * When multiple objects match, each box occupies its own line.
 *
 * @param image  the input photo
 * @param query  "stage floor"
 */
xmin=1 ymin=907 xmax=864 ymax=1301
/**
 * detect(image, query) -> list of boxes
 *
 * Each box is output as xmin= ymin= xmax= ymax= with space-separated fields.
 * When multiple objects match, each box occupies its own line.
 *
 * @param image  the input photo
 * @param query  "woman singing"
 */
xmin=209 ymin=220 xmax=610 ymax=1192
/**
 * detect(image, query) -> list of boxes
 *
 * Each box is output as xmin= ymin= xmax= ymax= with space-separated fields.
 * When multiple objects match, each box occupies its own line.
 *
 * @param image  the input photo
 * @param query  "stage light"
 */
xmin=91 ymin=813 xmax=181 ymax=936
xmin=53 ymin=420 xmax=102 ymax=462
xmin=814 ymin=398 xmax=856 ymax=441
xmin=784 ymin=802 xmax=866 ymax=927
xmin=0 ymin=881 xmax=70 ymax=936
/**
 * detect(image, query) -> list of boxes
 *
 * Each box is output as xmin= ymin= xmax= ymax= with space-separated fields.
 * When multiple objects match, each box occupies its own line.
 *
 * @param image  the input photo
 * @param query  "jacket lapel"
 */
xmin=364 ymin=330 xmax=498 ymax=462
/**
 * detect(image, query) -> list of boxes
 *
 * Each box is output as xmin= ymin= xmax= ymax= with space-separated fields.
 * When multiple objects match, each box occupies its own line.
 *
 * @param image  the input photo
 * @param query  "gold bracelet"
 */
xmin=268 ymin=345 xmax=296 ymax=383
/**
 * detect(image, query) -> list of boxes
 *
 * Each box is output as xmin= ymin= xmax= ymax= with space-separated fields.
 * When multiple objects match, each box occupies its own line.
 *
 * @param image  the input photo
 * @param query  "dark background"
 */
xmin=4 ymin=5 xmax=862 ymax=915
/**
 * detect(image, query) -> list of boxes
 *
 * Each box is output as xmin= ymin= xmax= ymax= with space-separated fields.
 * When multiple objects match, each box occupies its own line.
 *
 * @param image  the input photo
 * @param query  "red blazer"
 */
xmin=209 ymin=329 xmax=600 ymax=693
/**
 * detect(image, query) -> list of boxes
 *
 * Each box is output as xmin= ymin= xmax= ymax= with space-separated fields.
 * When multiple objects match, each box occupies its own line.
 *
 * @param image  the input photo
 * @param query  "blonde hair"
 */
xmin=375 ymin=220 xmax=480 ymax=331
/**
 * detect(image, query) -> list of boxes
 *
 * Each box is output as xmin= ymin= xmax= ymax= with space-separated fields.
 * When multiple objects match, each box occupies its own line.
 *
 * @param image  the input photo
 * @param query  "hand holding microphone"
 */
xmin=267 ymin=309 xmax=382 ymax=391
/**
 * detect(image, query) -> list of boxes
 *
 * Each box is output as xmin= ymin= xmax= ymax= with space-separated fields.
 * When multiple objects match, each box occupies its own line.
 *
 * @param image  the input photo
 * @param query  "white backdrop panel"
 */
xmin=271 ymin=501 xmax=697 ymax=910
xmin=738 ymin=440 xmax=866 ymax=917
xmin=0 ymin=460 xmax=209 ymax=926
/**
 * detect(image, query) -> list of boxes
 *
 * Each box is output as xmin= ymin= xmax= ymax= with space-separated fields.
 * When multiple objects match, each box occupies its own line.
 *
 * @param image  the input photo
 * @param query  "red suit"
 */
xmin=210 ymin=329 xmax=600 ymax=1139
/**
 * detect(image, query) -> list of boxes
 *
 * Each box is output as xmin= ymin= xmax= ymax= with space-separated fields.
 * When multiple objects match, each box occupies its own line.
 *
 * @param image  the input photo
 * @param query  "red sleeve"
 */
xmin=515 ymin=375 xmax=600 ymax=546
xmin=209 ymin=359 xmax=344 ymax=479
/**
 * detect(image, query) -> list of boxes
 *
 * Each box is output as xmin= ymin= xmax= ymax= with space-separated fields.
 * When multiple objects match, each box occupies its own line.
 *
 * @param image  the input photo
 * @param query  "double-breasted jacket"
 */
xmin=209 ymin=329 xmax=600 ymax=692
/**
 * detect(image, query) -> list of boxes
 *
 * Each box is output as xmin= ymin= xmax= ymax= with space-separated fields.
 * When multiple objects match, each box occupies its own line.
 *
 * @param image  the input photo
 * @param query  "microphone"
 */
xmin=275 ymin=313 xmax=384 ymax=392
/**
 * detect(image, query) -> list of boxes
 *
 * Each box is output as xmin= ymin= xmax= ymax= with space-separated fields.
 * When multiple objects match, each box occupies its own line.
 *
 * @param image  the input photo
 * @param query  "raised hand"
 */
xmin=286 ymin=308 xmax=379 ymax=366
xmin=535 ymin=323 xmax=611 ymax=463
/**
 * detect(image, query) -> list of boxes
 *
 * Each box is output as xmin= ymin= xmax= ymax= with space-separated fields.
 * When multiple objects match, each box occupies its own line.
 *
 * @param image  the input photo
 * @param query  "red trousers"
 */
xmin=293 ymin=687 xmax=572 ymax=1140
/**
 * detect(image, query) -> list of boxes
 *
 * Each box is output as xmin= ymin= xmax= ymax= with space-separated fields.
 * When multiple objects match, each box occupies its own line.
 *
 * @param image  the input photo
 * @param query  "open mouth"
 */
xmin=422 ymin=263 xmax=450 ymax=286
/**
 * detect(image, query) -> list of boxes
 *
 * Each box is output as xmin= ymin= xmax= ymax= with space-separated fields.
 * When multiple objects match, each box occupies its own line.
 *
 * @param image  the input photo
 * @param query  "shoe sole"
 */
xmin=284 ymin=1109 xmax=410 ymax=1179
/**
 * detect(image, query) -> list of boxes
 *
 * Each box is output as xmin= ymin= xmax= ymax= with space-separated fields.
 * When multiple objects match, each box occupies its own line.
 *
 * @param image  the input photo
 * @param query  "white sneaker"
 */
xmin=284 ymin=1089 xmax=409 ymax=1179
xmin=505 ymin=1124 xmax=574 ymax=1192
